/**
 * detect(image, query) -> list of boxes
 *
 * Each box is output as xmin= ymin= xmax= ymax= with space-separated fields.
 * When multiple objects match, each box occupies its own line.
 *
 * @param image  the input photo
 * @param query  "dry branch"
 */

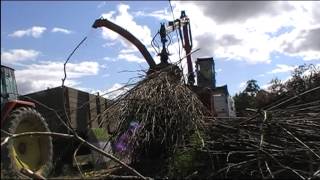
xmin=100 ymin=64 xmax=208 ymax=161
xmin=1 ymin=131 xmax=148 ymax=179
xmin=203 ymin=97 xmax=320 ymax=179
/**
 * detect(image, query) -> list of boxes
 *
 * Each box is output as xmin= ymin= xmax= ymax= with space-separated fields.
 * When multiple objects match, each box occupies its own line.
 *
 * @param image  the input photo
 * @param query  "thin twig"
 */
xmin=1 ymin=131 xmax=148 ymax=179
xmin=280 ymin=126 xmax=320 ymax=159
xmin=73 ymin=143 xmax=85 ymax=179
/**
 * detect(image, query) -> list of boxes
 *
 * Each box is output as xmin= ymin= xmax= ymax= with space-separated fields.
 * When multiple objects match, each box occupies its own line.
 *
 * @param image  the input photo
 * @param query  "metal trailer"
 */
xmin=20 ymin=86 xmax=110 ymax=169
xmin=21 ymin=86 xmax=109 ymax=134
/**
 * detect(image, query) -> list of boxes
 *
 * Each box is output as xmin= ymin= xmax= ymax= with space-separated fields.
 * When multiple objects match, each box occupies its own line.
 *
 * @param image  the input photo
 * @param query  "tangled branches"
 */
xmin=95 ymin=63 xmax=319 ymax=179
xmin=203 ymin=98 xmax=320 ymax=179
xmin=101 ymin=65 xmax=208 ymax=161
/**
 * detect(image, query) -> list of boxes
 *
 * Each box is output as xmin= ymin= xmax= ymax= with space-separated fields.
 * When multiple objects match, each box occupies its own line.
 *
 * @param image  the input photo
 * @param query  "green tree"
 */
xmin=286 ymin=64 xmax=320 ymax=101
xmin=234 ymin=79 xmax=260 ymax=116
xmin=244 ymin=79 xmax=260 ymax=97
xmin=255 ymin=89 xmax=273 ymax=108
xmin=286 ymin=64 xmax=308 ymax=94
xmin=233 ymin=64 xmax=319 ymax=117
xmin=269 ymin=78 xmax=287 ymax=96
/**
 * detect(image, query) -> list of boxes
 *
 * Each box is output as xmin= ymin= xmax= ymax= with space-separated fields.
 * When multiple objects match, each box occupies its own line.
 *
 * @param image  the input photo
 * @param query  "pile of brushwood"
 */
xmin=202 ymin=92 xmax=320 ymax=179
xmin=99 ymin=64 xmax=320 ymax=179
xmin=100 ymin=64 xmax=209 ymax=173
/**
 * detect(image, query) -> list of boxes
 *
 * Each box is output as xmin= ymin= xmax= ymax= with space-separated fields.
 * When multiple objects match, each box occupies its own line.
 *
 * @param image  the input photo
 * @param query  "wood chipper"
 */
xmin=1 ymin=65 xmax=53 ymax=178
xmin=92 ymin=10 xmax=224 ymax=115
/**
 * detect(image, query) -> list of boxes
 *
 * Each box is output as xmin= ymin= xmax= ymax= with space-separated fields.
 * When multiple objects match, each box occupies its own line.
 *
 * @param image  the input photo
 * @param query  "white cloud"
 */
xmin=216 ymin=68 xmax=222 ymax=72
xmin=261 ymin=75 xmax=292 ymax=91
xmin=275 ymin=25 xmax=320 ymax=61
xmin=169 ymin=1 xmax=320 ymax=64
xmin=239 ymin=82 xmax=246 ymax=89
xmin=103 ymin=56 xmax=117 ymax=62
xmin=94 ymin=83 xmax=130 ymax=99
xmin=268 ymin=64 xmax=297 ymax=74
xmin=168 ymin=2 xmax=273 ymax=64
xmin=100 ymin=4 xmax=152 ymax=47
xmin=1 ymin=49 xmax=40 ymax=64
xmin=102 ymin=42 xmax=117 ymax=47
xmin=117 ymin=53 xmax=145 ymax=63
xmin=189 ymin=1 xmax=292 ymax=24
xmin=247 ymin=63 xmax=319 ymax=91
xmin=302 ymin=63 xmax=320 ymax=76
xmin=100 ymin=64 xmax=107 ymax=69
xmin=97 ymin=1 xmax=106 ymax=9
xmin=9 ymin=26 xmax=46 ymax=38
xmin=102 ymin=73 xmax=110 ymax=77
xmin=261 ymin=83 xmax=272 ymax=90
xmin=262 ymin=64 xmax=320 ymax=91
xmin=15 ymin=61 xmax=100 ymax=95
xmin=51 ymin=27 xmax=72 ymax=34
xmin=134 ymin=9 xmax=172 ymax=21
xmin=119 ymin=47 xmax=138 ymax=54
xmin=236 ymin=81 xmax=248 ymax=93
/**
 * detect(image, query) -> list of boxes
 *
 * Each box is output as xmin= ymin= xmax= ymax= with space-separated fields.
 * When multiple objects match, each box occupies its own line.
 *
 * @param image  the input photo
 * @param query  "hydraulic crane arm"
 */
xmin=92 ymin=18 xmax=156 ymax=68
xmin=163 ymin=11 xmax=194 ymax=85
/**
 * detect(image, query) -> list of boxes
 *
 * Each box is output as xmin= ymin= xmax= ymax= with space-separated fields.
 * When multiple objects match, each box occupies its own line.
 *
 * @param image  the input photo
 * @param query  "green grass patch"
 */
xmin=89 ymin=128 xmax=110 ymax=141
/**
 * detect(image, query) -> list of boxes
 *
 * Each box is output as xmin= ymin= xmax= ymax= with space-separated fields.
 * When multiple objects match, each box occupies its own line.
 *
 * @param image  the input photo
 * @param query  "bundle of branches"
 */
xmin=100 ymin=64 xmax=208 ymax=162
xmin=202 ymin=99 xmax=320 ymax=179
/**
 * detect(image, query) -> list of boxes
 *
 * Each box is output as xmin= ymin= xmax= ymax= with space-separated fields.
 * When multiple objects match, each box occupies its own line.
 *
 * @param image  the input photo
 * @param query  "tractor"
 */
xmin=1 ymin=65 xmax=53 ymax=178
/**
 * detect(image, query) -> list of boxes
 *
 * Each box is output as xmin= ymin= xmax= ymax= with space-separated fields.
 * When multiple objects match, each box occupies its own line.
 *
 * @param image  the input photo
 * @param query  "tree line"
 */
xmin=233 ymin=64 xmax=320 ymax=116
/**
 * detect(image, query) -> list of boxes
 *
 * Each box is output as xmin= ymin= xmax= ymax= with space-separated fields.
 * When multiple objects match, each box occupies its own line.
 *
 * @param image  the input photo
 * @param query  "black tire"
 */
xmin=1 ymin=107 xmax=53 ymax=178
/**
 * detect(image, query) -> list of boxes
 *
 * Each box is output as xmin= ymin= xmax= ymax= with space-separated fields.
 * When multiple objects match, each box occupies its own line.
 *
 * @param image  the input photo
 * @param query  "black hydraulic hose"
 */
xmin=188 ymin=23 xmax=193 ymax=48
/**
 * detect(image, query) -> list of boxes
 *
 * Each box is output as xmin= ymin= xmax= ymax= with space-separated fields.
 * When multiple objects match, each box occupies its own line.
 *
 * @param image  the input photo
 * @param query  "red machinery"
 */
xmin=1 ymin=65 xmax=53 ymax=178
xmin=92 ymin=10 xmax=219 ymax=115
xmin=164 ymin=10 xmax=194 ymax=85
xmin=92 ymin=11 xmax=194 ymax=83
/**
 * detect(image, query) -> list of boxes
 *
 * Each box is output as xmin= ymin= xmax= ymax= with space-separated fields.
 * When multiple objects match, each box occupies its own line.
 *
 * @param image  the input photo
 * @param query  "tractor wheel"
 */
xmin=1 ymin=107 xmax=53 ymax=178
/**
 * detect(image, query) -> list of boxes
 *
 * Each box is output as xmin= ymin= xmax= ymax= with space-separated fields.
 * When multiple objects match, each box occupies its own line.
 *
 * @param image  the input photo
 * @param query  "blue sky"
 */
xmin=1 ymin=1 xmax=320 ymax=97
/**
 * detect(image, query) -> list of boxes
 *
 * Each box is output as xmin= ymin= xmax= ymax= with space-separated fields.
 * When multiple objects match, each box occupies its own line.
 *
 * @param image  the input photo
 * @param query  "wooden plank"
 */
xmin=89 ymin=94 xmax=99 ymax=128
xmin=67 ymin=87 xmax=87 ymax=131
